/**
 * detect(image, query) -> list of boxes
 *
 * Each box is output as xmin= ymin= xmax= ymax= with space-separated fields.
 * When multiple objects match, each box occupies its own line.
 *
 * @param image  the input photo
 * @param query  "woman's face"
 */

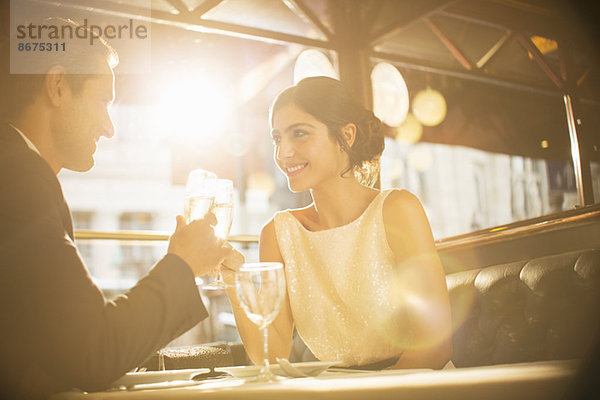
xmin=271 ymin=102 xmax=349 ymax=192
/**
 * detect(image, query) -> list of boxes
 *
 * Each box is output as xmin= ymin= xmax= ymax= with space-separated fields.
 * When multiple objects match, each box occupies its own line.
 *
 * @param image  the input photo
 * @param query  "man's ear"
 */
xmin=341 ymin=123 xmax=357 ymax=149
xmin=44 ymin=65 xmax=68 ymax=107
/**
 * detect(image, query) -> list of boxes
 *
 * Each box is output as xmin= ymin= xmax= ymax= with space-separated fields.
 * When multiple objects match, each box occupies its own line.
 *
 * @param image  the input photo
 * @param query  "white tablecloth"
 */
xmin=50 ymin=360 xmax=578 ymax=400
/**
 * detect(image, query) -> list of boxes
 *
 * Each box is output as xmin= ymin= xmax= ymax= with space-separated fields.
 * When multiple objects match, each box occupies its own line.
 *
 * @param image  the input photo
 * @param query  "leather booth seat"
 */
xmin=151 ymin=249 xmax=600 ymax=371
xmin=446 ymin=249 xmax=600 ymax=367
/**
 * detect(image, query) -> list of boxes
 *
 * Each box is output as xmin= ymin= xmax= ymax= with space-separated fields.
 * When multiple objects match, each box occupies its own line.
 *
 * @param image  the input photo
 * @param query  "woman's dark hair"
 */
xmin=269 ymin=76 xmax=384 ymax=180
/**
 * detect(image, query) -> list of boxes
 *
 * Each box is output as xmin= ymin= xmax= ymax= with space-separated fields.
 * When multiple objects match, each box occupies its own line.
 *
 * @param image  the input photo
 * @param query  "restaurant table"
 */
xmin=50 ymin=360 xmax=578 ymax=400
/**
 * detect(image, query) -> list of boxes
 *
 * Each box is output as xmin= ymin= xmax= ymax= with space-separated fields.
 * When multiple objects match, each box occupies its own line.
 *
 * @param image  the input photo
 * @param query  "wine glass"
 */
xmin=202 ymin=178 xmax=235 ymax=290
xmin=184 ymin=169 xmax=217 ymax=223
xmin=236 ymin=262 xmax=286 ymax=382
xmin=162 ymin=169 xmax=217 ymax=370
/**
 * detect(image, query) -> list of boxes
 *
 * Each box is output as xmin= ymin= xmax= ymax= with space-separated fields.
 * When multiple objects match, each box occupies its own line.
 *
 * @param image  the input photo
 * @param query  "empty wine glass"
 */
xmin=202 ymin=178 xmax=235 ymax=290
xmin=236 ymin=262 xmax=286 ymax=382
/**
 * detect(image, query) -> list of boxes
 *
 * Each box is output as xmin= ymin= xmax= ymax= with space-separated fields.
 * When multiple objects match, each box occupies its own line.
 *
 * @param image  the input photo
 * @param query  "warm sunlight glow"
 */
xmin=385 ymin=254 xmax=454 ymax=350
xmin=242 ymin=45 xmax=302 ymax=103
xmin=151 ymin=76 xmax=233 ymax=141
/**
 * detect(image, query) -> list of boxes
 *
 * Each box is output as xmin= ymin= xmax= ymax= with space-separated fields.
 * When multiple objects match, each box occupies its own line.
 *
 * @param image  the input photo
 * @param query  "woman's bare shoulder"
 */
xmin=383 ymin=189 xmax=423 ymax=214
xmin=382 ymin=189 xmax=431 ymax=235
xmin=382 ymin=189 xmax=436 ymax=254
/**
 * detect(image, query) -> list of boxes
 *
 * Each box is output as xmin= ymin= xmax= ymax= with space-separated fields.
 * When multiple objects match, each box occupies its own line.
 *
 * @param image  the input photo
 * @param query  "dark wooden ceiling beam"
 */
xmin=440 ymin=2 xmax=560 ymax=40
xmin=282 ymin=0 xmax=334 ymax=41
xmin=487 ymin=0 xmax=553 ymax=16
xmin=424 ymin=17 xmax=472 ymax=70
xmin=332 ymin=0 xmax=373 ymax=107
xmin=475 ymin=30 xmax=512 ymax=69
xmin=363 ymin=0 xmax=384 ymax=33
xmin=370 ymin=49 xmax=560 ymax=97
xmin=165 ymin=0 xmax=190 ymax=15
xmin=515 ymin=32 xmax=564 ymax=91
xmin=190 ymin=0 xmax=225 ymax=18
xmin=576 ymin=67 xmax=592 ymax=88
xmin=369 ymin=0 xmax=460 ymax=47
xmin=37 ymin=0 xmax=333 ymax=49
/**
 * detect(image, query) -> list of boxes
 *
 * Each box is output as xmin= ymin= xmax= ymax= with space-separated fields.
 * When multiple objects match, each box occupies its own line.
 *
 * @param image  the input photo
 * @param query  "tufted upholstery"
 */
xmin=140 ymin=342 xmax=250 ymax=371
xmin=167 ymin=249 xmax=600 ymax=370
xmin=446 ymin=249 xmax=600 ymax=367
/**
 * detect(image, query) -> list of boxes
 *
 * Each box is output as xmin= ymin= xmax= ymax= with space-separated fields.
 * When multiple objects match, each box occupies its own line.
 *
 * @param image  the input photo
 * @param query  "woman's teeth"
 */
xmin=287 ymin=164 xmax=307 ymax=173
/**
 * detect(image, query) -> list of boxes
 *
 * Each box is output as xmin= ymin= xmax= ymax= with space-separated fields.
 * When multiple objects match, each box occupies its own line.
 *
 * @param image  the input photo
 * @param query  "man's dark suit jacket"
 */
xmin=0 ymin=123 xmax=208 ymax=399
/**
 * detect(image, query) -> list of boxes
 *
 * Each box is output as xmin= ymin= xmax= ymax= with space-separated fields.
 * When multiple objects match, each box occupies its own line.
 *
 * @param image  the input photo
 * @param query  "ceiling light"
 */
xmin=395 ymin=113 xmax=423 ymax=143
xmin=412 ymin=87 xmax=447 ymax=127
xmin=371 ymin=63 xmax=409 ymax=127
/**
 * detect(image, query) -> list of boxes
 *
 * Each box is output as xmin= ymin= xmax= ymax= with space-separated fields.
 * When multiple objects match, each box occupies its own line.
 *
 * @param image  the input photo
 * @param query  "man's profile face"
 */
xmin=51 ymin=61 xmax=115 ymax=172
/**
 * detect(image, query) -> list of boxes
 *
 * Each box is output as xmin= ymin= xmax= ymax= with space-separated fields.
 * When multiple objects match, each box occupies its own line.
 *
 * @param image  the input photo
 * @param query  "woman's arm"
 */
xmin=383 ymin=190 xmax=453 ymax=369
xmin=223 ymin=218 xmax=295 ymax=365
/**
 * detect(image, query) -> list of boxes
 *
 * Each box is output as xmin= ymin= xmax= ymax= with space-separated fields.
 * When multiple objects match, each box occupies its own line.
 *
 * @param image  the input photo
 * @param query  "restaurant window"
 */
xmin=592 ymin=161 xmax=600 ymax=202
xmin=375 ymin=63 xmax=591 ymax=239
xmin=118 ymin=212 xmax=155 ymax=279
xmin=381 ymin=140 xmax=579 ymax=239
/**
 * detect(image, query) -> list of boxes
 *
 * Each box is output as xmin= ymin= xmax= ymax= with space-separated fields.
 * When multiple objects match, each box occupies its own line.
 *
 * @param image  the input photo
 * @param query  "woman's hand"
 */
xmin=220 ymin=245 xmax=245 ymax=286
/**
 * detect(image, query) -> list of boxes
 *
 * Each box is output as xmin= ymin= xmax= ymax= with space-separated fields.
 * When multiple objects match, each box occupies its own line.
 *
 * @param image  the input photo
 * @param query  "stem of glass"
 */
xmin=216 ymin=268 xmax=225 ymax=284
xmin=258 ymin=326 xmax=273 ymax=381
xmin=158 ymin=351 xmax=165 ymax=371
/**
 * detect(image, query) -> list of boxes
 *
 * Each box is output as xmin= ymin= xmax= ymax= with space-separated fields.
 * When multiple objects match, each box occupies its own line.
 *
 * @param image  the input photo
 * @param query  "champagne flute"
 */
xmin=184 ymin=169 xmax=217 ymax=223
xmin=236 ymin=262 xmax=286 ymax=382
xmin=202 ymin=178 xmax=235 ymax=290
xmin=157 ymin=169 xmax=218 ymax=370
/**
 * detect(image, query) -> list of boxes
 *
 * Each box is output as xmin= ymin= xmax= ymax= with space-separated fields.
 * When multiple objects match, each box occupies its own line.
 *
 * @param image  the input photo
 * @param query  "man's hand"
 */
xmin=167 ymin=213 xmax=231 ymax=277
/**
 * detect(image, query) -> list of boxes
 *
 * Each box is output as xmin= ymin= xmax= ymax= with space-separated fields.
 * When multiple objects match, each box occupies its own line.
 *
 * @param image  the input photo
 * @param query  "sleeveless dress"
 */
xmin=274 ymin=189 xmax=412 ymax=367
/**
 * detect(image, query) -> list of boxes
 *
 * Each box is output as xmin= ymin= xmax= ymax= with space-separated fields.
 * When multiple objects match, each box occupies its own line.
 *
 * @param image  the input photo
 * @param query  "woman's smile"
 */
xmin=285 ymin=162 xmax=308 ymax=176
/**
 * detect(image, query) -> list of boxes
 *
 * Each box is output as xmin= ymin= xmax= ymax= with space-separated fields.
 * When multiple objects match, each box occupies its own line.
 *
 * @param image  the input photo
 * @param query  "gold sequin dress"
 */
xmin=274 ymin=189 xmax=412 ymax=366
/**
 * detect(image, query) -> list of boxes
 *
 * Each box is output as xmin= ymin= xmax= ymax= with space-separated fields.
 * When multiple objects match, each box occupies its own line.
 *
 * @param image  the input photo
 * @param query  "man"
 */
xmin=0 ymin=18 xmax=242 ymax=399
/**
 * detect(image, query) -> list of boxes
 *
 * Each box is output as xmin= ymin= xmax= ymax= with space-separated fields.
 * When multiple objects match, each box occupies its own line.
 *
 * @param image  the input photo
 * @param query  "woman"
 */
xmin=226 ymin=76 xmax=452 ymax=369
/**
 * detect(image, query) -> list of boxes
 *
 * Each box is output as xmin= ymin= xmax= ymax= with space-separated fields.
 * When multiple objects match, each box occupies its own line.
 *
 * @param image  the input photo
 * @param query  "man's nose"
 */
xmin=102 ymin=111 xmax=115 ymax=139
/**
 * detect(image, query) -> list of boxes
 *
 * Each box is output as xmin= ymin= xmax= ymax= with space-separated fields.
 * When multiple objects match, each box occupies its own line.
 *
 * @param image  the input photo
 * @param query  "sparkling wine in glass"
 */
xmin=236 ymin=262 xmax=286 ymax=382
xmin=202 ymin=178 xmax=235 ymax=290
xmin=184 ymin=169 xmax=217 ymax=223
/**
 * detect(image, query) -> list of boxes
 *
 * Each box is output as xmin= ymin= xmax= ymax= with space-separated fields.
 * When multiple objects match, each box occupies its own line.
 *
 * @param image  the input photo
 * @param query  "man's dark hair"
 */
xmin=0 ymin=17 xmax=118 ymax=121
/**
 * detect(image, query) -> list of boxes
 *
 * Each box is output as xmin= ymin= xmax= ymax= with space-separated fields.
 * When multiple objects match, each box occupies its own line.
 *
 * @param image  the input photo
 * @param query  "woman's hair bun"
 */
xmin=353 ymin=109 xmax=384 ymax=166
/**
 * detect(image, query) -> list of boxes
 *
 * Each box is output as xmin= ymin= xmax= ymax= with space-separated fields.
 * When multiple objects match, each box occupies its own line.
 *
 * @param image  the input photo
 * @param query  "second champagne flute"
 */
xmin=203 ymin=178 xmax=234 ymax=290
